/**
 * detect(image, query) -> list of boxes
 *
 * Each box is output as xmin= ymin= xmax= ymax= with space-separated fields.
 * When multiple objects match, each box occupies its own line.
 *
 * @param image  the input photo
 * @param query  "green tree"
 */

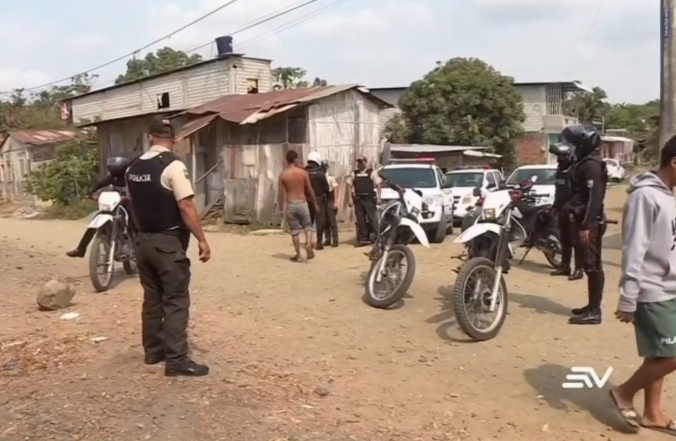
xmin=115 ymin=47 xmax=203 ymax=84
xmin=390 ymin=58 xmax=525 ymax=165
xmin=563 ymin=86 xmax=609 ymax=124
xmin=272 ymin=67 xmax=328 ymax=89
xmin=26 ymin=140 xmax=98 ymax=205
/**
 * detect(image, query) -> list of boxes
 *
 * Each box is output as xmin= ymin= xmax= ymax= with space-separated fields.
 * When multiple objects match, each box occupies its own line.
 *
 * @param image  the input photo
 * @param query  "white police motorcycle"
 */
xmin=364 ymin=179 xmax=430 ymax=309
xmin=450 ymin=177 xmax=554 ymax=340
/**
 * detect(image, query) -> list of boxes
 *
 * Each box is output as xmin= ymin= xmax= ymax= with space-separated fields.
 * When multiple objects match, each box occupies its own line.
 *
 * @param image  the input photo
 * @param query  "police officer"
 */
xmin=561 ymin=125 xmax=607 ymax=325
xmin=549 ymin=145 xmax=583 ymax=281
xmin=322 ymin=160 xmax=339 ymax=247
xmin=126 ymin=118 xmax=211 ymax=376
xmin=348 ymin=156 xmax=378 ymax=247
xmin=306 ymin=152 xmax=331 ymax=250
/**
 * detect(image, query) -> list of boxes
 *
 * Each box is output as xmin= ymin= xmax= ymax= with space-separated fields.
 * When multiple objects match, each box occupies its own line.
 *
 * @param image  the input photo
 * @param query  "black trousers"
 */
xmin=323 ymin=194 xmax=338 ymax=244
xmin=580 ymin=222 xmax=604 ymax=311
xmin=313 ymin=196 xmax=328 ymax=244
xmin=558 ymin=212 xmax=583 ymax=270
xmin=354 ymin=195 xmax=377 ymax=242
xmin=136 ymin=230 xmax=191 ymax=365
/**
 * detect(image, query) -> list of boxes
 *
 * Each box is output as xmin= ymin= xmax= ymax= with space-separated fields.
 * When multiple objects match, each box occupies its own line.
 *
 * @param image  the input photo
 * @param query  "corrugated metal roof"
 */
xmin=8 ymin=130 xmax=77 ymax=146
xmin=173 ymin=85 xmax=392 ymax=125
xmin=390 ymin=144 xmax=487 ymax=153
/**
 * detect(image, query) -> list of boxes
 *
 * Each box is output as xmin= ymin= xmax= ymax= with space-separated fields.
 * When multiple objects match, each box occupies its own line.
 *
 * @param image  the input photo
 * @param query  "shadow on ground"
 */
xmin=523 ymin=363 xmax=639 ymax=434
xmin=425 ymin=284 xmax=478 ymax=344
xmin=510 ymin=292 xmax=571 ymax=317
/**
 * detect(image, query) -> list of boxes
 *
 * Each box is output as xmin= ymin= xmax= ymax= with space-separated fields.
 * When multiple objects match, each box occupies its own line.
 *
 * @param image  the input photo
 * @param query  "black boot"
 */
xmin=571 ymin=305 xmax=589 ymax=315
xmin=569 ymin=271 xmax=603 ymax=325
xmin=568 ymin=308 xmax=601 ymax=325
xmin=165 ymin=359 xmax=209 ymax=377
xmin=568 ymin=268 xmax=583 ymax=281
xmin=331 ymin=237 xmax=339 ymax=247
xmin=550 ymin=267 xmax=571 ymax=276
xmin=323 ymin=239 xmax=331 ymax=247
xmin=66 ymin=248 xmax=86 ymax=258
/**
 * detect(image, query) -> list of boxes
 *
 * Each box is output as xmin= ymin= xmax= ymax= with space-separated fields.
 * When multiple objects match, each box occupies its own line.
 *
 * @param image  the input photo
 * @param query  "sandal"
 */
xmin=608 ymin=390 xmax=640 ymax=431
xmin=305 ymin=244 xmax=315 ymax=260
xmin=290 ymin=255 xmax=302 ymax=262
xmin=641 ymin=420 xmax=676 ymax=436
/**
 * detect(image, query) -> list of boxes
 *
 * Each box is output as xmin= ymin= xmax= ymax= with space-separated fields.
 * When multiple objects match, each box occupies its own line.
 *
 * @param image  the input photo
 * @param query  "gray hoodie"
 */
xmin=618 ymin=172 xmax=676 ymax=312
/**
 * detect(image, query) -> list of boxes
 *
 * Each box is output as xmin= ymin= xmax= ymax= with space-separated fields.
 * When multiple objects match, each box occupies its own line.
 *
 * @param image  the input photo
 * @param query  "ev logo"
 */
xmin=561 ymin=366 xmax=613 ymax=389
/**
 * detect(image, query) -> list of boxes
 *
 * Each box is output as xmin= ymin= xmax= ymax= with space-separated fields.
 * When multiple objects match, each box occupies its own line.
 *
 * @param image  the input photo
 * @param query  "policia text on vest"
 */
xmin=125 ymin=118 xmax=211 ymax=377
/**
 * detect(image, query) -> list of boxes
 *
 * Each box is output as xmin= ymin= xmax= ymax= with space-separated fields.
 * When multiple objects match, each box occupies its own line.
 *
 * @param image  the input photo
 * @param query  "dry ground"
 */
xmin=0 ymin=186 xmax=672 ymax=441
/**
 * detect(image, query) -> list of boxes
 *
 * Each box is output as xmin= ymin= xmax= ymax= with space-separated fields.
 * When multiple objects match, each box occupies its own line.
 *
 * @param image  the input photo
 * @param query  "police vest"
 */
xmin=553 ymin=167 xmax=572 ymax=207
xmin=353 ymin=168 xmax=374 ymax=196
xmin=126 ymin=153 xmax=185 ymax=233
xmin=570 ymin=154 xmax=607 ymax=213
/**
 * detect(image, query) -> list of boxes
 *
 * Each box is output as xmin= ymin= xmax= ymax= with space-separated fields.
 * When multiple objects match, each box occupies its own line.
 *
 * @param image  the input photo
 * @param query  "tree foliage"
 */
xmin=272 ymin=66 xmax=327 ymax=89
xmin=26 ymin=141 xmax=98 ymax=205
xmin=115 ymin=47 xmax=203 ymax=84
xmin=388 ymin=58 xmax=525 ymax=165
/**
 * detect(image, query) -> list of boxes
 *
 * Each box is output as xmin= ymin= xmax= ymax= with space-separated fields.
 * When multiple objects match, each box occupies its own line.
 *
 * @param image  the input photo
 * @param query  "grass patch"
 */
xmin=36 ymin=200 xmax=97 ymax=220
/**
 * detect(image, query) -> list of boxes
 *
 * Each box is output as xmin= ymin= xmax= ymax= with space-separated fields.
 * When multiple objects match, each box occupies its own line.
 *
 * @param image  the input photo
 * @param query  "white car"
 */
xmin=603 ymin=158 xmax=626 ymax=182
xmin=446 ymin=167 xmax=504 ymax=223
xmin=378 ymin=162 xmax=454 ymax=243
xmin=505 ymin=164 xmax=558 ymax=204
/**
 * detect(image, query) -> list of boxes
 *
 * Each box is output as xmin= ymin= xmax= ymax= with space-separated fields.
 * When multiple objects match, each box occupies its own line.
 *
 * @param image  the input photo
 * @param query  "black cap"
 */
xmin=149 ymin=118 xmax=175 ymax=139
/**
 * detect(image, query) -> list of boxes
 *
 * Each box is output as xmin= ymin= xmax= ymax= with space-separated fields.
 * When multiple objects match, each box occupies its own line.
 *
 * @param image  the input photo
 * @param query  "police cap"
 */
xmin=149 ymin=118 xmax=176 ymax=139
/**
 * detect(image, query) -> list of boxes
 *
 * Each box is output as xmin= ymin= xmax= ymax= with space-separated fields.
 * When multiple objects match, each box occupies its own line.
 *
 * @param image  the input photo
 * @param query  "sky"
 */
xmin=0 ymin=0 xmax=658 ymax=103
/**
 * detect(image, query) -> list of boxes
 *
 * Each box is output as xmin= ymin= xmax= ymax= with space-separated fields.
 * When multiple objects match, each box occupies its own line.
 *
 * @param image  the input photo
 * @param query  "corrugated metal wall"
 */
xmin=71 ymin=57 xmax=273 ymax=124
xmin=515 ymin=85 xmax=547 ymax=132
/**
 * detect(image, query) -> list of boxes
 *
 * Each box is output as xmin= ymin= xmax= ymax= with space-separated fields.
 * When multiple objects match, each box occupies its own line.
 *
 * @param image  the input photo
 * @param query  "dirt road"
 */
xmin=0 ymin=186 xmax=671 ymax=440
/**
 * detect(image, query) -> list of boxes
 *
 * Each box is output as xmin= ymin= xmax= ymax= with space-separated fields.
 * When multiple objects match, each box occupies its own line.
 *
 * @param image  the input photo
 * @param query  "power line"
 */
xmin=21 ymin=0 xmax=240 ymax=92
xmin=184 ymin=0 xmax=323 ymax=54
xmin=76 ymin=0 xmax=347 ymax=92
xmin=237 ymin=0 xmax=351 ymax=52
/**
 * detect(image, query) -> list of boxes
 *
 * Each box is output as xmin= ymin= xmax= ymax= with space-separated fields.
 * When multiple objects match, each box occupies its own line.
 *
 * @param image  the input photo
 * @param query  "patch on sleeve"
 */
xmin=586 ymin=179 xmax=594 ymax=188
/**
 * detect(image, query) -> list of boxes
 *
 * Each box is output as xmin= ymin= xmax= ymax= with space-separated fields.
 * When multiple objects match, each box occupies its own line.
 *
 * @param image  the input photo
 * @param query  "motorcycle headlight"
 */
xmin=410 ymin=206 xmax=420 ymax=217
xmin=483 ymin=208 xmax=496 ymax=219
xmin=99 ymin=202 xmax=114 ymax=212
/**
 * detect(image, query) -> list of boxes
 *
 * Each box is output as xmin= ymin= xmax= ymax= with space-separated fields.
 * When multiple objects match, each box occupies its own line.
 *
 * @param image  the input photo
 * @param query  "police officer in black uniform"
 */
xmin=126 ymin=118 xmax=211 ymax=376
xmin=305 ymin=152 xmax=331 ymax=250
xmin=561 ymin=125 xmax=607 ymax=325
xmin=349 ymin=156 xmax=378 ymax=247
xmin=549 ymin=145 xmax=583 ymax=281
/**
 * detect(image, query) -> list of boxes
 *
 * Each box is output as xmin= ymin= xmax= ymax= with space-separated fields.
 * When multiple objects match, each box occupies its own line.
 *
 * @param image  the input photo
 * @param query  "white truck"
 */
xmin=445 ymin=166 xmax=504 ymax=224
xmin=377 ymin=160 xmax=454 ymax=243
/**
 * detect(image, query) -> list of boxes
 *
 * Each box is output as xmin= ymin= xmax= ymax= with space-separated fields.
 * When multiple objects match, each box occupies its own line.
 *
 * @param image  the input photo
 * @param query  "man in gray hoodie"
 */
xmin=609 ymin=138 xmax=676 ymax=434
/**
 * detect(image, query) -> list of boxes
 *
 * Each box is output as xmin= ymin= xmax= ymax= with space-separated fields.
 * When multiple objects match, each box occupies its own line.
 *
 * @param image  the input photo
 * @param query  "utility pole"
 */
xmin=660 ymin=0 xmax=676 ymax=147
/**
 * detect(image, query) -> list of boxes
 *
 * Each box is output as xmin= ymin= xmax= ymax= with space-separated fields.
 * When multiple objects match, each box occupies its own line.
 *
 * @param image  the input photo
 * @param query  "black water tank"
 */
xmin=215 ymin=36 xmax=233 ymax=57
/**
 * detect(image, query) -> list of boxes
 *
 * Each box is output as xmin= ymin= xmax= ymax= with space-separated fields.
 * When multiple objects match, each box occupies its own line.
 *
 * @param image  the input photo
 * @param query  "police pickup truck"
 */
xmin=377 ymin=159 xmax=454 ymax=243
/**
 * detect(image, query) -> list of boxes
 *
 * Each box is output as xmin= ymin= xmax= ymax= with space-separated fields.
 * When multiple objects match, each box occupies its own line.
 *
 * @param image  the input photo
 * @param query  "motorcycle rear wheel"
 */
xmin=364 ymin=244 xmax=416 ymax=309
xmin=542 ymin=233 xmax=562 ymax=269
xmin=453 ymin=257 xmax=508 ymax=341
xmin=89 ymin=233 xmax=114 ymax=293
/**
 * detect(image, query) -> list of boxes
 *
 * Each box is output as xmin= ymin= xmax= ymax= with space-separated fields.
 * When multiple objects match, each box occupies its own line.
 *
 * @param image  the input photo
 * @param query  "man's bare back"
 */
xmin=280 ymin=166 xmax=309 ymax=202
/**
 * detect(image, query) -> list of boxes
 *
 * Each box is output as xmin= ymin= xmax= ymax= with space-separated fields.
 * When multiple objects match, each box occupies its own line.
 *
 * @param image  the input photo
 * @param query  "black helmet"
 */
xmin=561 ymin=125 xmax=601 ymax=158
xmin=106 ymin=156 xmax=131 ymax=176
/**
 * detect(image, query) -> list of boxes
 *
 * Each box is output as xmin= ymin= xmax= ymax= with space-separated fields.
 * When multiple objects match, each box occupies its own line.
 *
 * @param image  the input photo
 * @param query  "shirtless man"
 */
xmin=278 ymin=150 xmax=316 ymax=261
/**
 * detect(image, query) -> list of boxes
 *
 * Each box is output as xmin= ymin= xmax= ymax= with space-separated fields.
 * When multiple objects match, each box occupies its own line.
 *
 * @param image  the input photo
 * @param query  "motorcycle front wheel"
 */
xmin=452 ymin=257 xmax=508 ymax=341
xmin=89 ymin=233 xmax=114 ymax=292
xmin=542 ymin=233 xmax=562 ymax=269
xmin=364 ymin=244 xmax=416 ymax=309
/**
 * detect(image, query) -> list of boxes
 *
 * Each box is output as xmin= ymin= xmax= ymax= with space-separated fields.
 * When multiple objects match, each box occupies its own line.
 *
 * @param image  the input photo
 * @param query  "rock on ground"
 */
xmin=36 ymin=279 xmax=75 ymax=311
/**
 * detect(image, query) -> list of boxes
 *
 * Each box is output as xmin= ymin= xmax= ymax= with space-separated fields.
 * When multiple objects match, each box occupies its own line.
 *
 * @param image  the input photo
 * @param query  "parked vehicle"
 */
xmin=378 ymin=159 xmax=454 ymax=243
xmin=603 ymin=158 xmax=626 ymax=182
xmin=455 ymin=176 xmax=562 ymax=270
xmin=451 ymin=178 xmax=552 ymax=340
xmin=88 ymin=191 xmax=136 ymax=292
xmin=365 ymin=179 xmax=430 ymax=309
xmin=446 ymin=166 xmax=504 ymax=225
xmin=505 ymin=164 xmax=557 ymax=205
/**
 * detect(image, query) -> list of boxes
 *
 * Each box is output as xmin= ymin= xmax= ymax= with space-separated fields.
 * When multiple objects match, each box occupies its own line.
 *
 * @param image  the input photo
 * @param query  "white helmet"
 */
xmin=307 ymin=151 xmax=322 ymax=165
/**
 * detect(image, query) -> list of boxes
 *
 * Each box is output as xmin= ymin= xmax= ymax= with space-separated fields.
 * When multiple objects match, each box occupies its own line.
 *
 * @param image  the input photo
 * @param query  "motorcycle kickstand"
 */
xmin=518 ymin=247 xmax=532 ymax=265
